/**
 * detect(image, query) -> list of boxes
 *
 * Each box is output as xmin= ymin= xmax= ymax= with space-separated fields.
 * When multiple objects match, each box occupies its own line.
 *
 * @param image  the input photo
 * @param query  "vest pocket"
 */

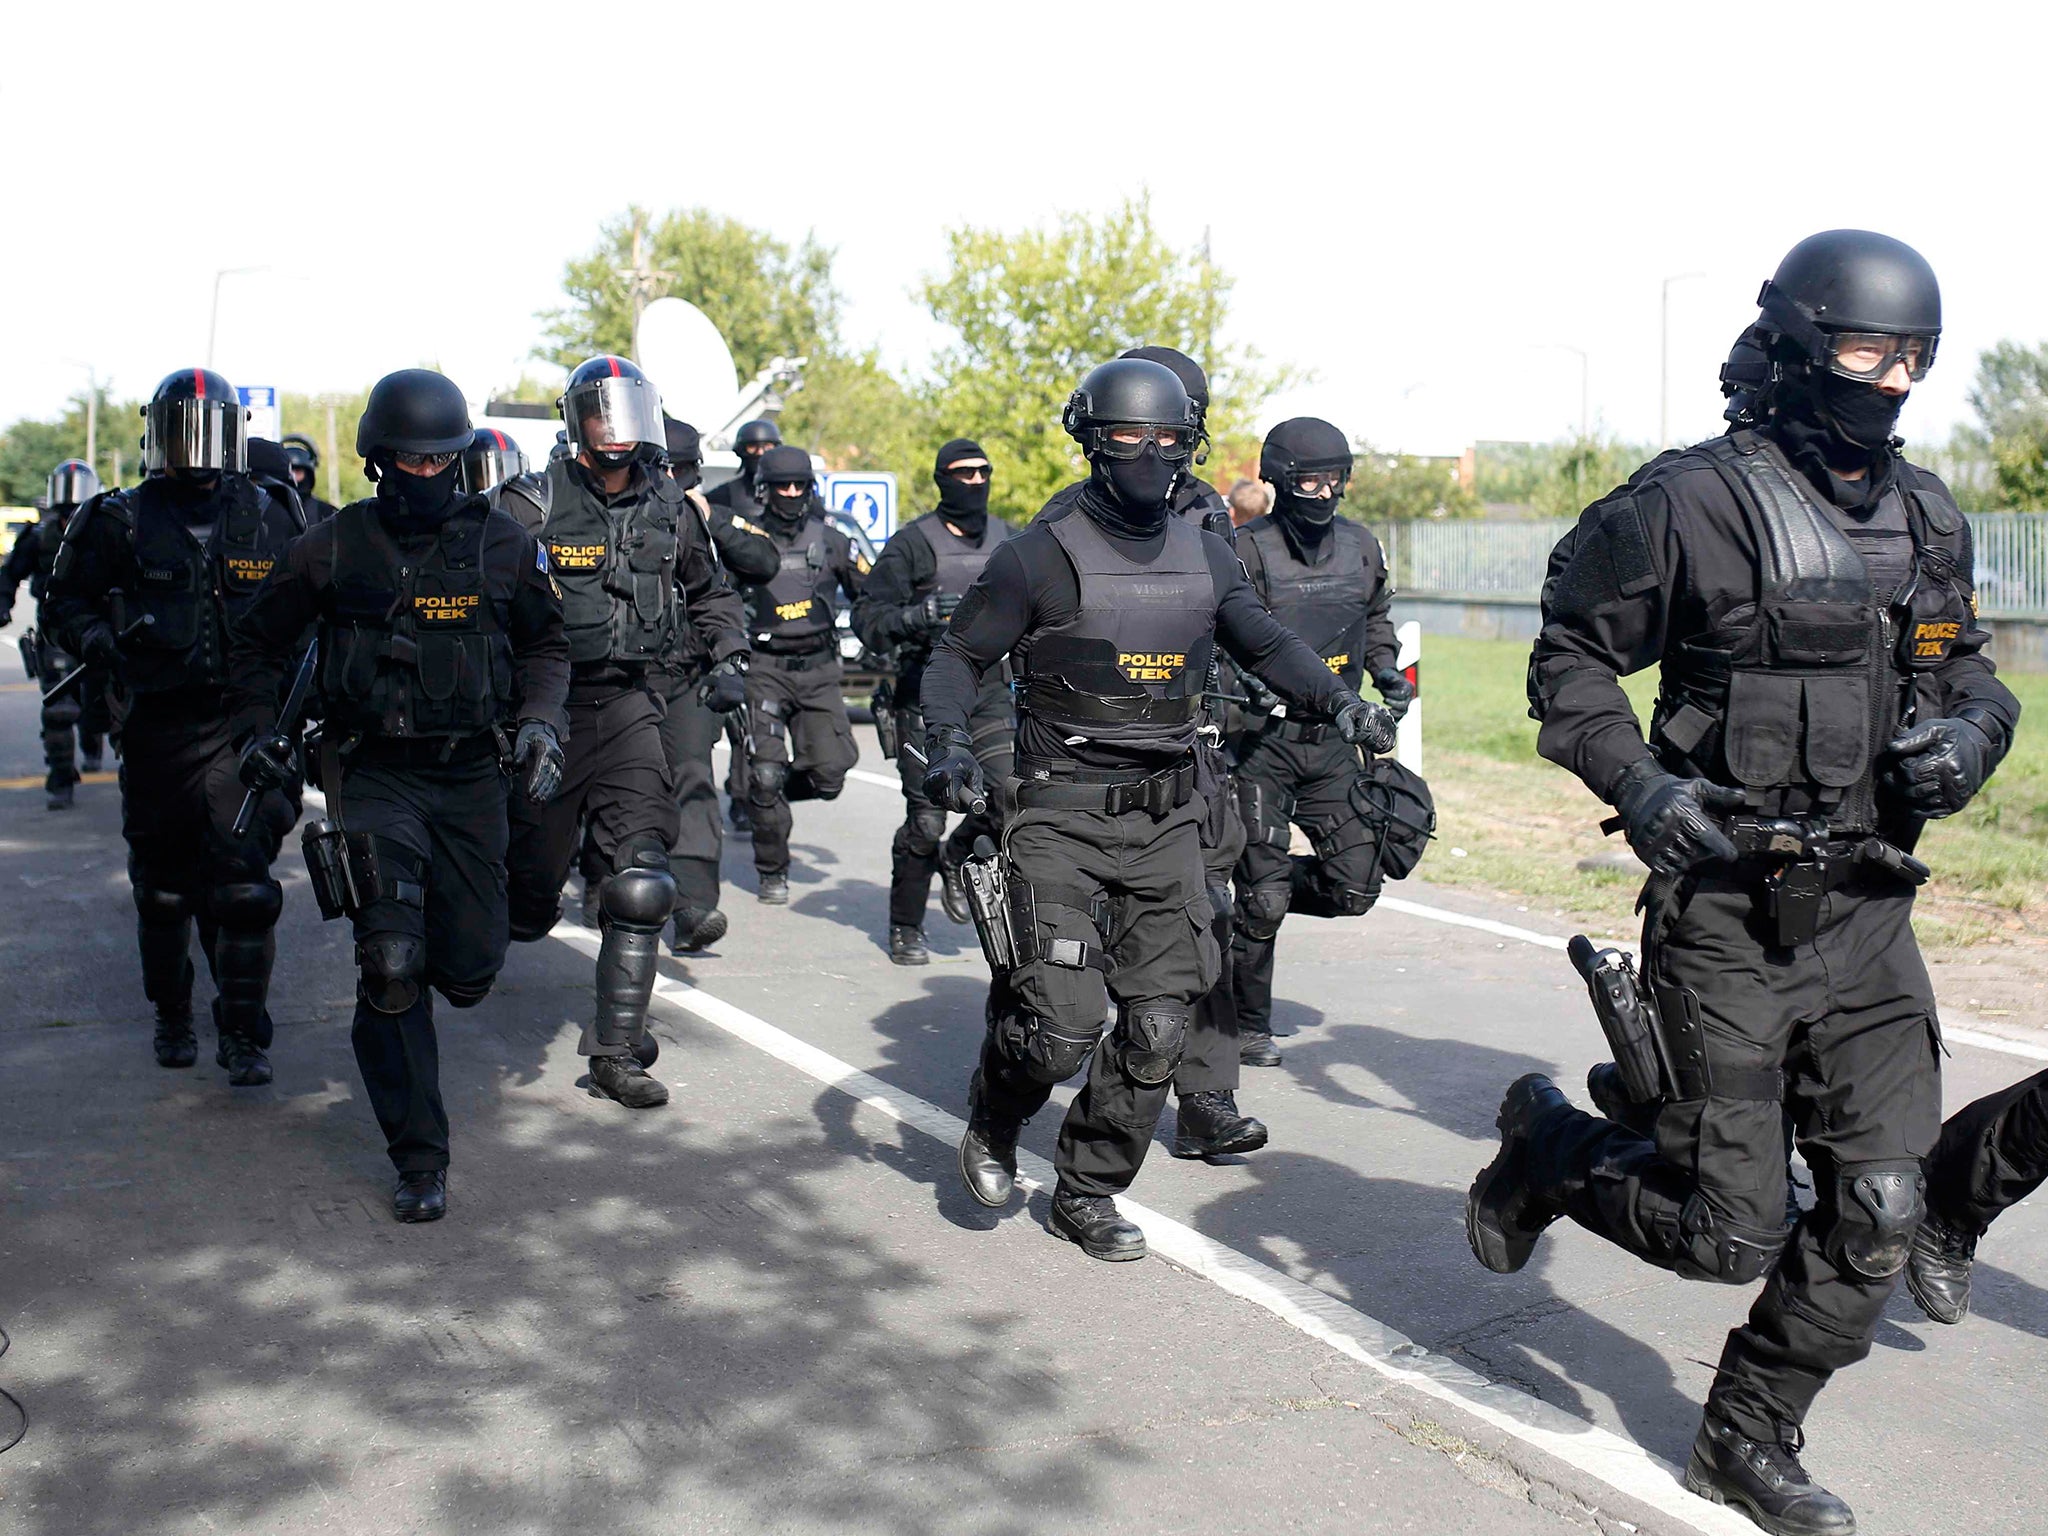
xmin=1765 ymin=601 xmax=1870 ymax=666
xmin=1800 ymin=672 xmax=1868 ymax=788
xmin=1722 ymin=671 xmax=1801 ymax=786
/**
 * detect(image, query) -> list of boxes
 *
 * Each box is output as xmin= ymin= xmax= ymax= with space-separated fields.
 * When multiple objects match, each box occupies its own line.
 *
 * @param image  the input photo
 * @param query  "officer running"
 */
xmin=923 ymin=357 xmax=1395 ymax=1261
xmin=851 ymin=437 xmax=1013 ymax=966
xmin=45 ymin=369 xmax=306 ymax=1083
xmin=228 ymin=368 xmax=571 ymax=1223
xmin=1467 ymin=231 xmax=2021 ymax=1535
xmin=1904 ymin=1066 xmax=2047 ymax=1324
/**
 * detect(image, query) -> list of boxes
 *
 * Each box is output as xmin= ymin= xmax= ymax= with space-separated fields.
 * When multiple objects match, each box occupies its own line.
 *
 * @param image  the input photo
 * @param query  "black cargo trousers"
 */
xmin=33 ymin=636 xmax=111 ymax=792
xmin=976 ymin=792 xmax=1221 ymax=1197
xmin=1230 ymin=726 xmax=1386 ymax=1040
xmin=1176 ymin=740 xmax=1248 ymax=1095
xmin=889 ymin=675 xmax=1014 ymax=928
xmin=1525 ymin=870 xmax=1940 ymax=1445
xmin=1924 ymin=1064 xmax=2048 ymax=1237
xmin=743 ymin=651 xmax=858 ymax=879
xmin=655 ymin=663 xmax=731 ymax=914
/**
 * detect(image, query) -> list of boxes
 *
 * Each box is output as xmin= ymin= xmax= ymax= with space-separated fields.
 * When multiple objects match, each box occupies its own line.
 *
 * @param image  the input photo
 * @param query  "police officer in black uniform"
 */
xmin=706 ymin=418 xmax=782 ymax=512
xmin=851 ymin=437 xmax=1013 ymax=965
xmin=46 ymin=369 xmax=306 ymax=1082
xmin=504 ymin=356 xmax=749 ymax=1107
xmin=655 ymin=416 xmax=776 ymax=952
xmin=280 ymin=433 xmax=339 ymax=522
xmin=1229 ymin=419 xmax=1412 ymax=1066
xmin=735 ymin=444 xmax=865 ymax=904
xmin=229 ymin=368 xmax=569 ymax=1222
xmin=1905 ymin=1066 xmax=2048 ymax=1324
xmin=2 ymin=459 xmax=112 ymax=808
xmin=1467 ymin=231 xmax=2020 ymax=1535
xmin=924 ymin=358 xmax=1394 ymax=1260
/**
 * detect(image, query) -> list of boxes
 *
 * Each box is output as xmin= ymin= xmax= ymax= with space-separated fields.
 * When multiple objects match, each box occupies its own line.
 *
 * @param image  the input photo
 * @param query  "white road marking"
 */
xmin=544 ymin=918 xmax=1756 ymax=1536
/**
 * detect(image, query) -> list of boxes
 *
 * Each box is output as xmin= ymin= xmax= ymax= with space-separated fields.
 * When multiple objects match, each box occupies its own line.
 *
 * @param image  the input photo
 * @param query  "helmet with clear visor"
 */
xmin=560 ymin=355 xmax=665 ymax=458
xmin=461 ymin=427 xmax=529 ymax=494
xmin=142 ymin=367 xmax=247 ymax=475
xmin=46 ymin=458 xmax=101 ymax=510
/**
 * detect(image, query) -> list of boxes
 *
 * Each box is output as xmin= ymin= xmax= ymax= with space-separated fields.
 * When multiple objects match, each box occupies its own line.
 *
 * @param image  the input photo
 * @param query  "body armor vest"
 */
xmin=748 ymin=514 xmax=838 ymax=651
xmin=1653 ymin=431 xmax=1975 ymax=830
xmin=31 ymin=512 xmax=67 ymax=596
xmin=1243 ymin=516 xmax=1378 ymax=689
xmin=1018 ymin=511 xmax=1218 ymax=753
xmin=319 ymin=501 xmax=514 ymax=741
xmin=119 ymin=476 xmax=286 ymax=695
xmin=907 ymin=511 xmax=1009 ymax=660
xmin=542 ymin=464 xmax=683 ymax=667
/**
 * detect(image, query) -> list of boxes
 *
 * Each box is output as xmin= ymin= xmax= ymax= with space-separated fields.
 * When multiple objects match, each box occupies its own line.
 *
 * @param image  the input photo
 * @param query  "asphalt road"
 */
xmin=0 ymin=654 xmax=2041 ymax=1536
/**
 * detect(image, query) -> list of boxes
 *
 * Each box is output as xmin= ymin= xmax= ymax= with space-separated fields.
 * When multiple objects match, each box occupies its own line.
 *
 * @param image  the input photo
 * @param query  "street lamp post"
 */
xmin=1660 ymin=271 xmax=1706 ymax=449
xmin=207 ymin=266 xmax=269 ymax=369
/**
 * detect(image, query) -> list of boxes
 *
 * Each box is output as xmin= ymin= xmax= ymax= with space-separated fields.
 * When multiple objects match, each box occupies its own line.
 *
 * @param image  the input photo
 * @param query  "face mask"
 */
xmin=936 ymin=475 xmax=990 ymax=534
xmin=764 ymin=487 xmax=810 ymax=525
xmin=588 ymin=446 xmax=638 ymax=472
xmin=670 ymin=461 xmax=702 ymax=492
xmin=1099 ymin=444 xmax=1177 ymax=520
xmin=1816 ymin=372 xmax=1906 ymax=451
xmin=382 ymin=459 xmax=461 ymax=524
xmin=1276 ymin=488 xmax=1339 ymax=528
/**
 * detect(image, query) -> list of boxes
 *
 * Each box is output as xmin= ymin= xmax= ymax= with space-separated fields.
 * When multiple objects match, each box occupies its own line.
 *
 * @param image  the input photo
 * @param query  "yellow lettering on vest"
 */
xmin=1914 ymin=621 xmax=1961 ymax=642
xmin=774 ymin=599 xmax=814 ymax=621
xmin=1116 ymin=651 xmax=1186 ymax=683
xmin=550 ymin=542 xmax=606 ymax=569
xmin=1323 ymin=653 xmax=1350 ymax=673
xmin=1915 ymin=640 xmax=1944 ymax=657
xmin=415 ymin=593 xmax=481 ymax=622
xmin=224 ymin=557 xmax=275 ymax=582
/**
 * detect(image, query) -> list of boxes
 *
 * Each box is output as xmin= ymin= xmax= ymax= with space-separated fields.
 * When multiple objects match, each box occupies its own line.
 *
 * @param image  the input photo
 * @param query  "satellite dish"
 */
xmin=635 ymin=297 xmax=739 ymax=434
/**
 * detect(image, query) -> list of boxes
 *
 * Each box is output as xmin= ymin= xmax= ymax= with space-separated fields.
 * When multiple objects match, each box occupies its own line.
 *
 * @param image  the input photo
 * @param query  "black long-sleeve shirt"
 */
xmin=0 ymin=520 xmax=46 ymax=611
xmin=922 ymin=492 xmax=1354 ymax=771
xmin=225 ymin=496 xmax=570 ymax=744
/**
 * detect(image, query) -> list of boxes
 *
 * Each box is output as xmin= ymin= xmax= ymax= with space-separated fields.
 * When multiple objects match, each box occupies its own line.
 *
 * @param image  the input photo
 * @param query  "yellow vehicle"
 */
xmin=1 ymin=508 xmax=36 ymax=562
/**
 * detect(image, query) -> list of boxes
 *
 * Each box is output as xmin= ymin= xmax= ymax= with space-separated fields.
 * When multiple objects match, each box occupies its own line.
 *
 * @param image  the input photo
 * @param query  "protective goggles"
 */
xmin=1289 ymin=466 xmax=1350 ymax=498
xmin=1825 ymin=331 xmax=1937 ymax=383
xmin=394 ymin=449 xmax=460 ymax=471
xmin=1089 ymin=423 xmax=1193 ymax=462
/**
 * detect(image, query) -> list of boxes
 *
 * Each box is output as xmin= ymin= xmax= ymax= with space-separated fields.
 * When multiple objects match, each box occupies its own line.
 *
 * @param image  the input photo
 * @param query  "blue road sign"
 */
xmin=821 ymin=472 xmax=896 ymax=543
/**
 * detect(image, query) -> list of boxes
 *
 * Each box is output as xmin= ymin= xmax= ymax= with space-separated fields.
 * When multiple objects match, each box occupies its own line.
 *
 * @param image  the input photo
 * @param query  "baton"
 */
xmin=42 ymin=614 xmax=152 ymax=702
xmin=902 ymin=740 xmax=988 ymax=819
xmin=231 ymin=637 xmax=320 ymax=839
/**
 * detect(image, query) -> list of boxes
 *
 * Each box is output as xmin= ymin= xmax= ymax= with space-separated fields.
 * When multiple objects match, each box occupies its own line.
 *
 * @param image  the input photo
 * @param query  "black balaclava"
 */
xmin=164 ymin=469 xmax=224 ymax=531
xmin=756 ymin=445 xmax=815 ymax=533
xmin=664 ymin=417 xmax=702 ymax=492
xmin=1084 ymin=446 xmax=1178 ymax=538
xmin=1263 ymin=417 xmax=1351 ymax=549
xmin=933 ymin=436 xmax=990 ymax=537
xmin=376 ymin=457 xmax=463 ymax=527
xmin=1769 ymin=361 xmax=1904 ymax=506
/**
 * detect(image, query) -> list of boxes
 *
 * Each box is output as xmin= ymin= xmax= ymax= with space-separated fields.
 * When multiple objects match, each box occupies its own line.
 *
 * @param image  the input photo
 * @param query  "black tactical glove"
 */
xmin=1883 ymin=713 xmax=2000 ymax=819
xmin=513 ymin=720 xmax=565 ymax=805
xmin=1372 ymin=665 xmax=1416 ymax=722
xmin=695 ymin=654 xmax=749 ymax=714
xmin=901 ymin=593 xmax=953 ymax=636
xmin=921 ymin=726 xmax=986 ymax=813
xmin=1334 ymin=693 xmax=1398 ymax=754
xmin=1609 ymin=758 xmax=1743 ymax=879
xmin=1239 ymin=673 xmax=1279 ymax=714
xmin=78 ymin=621 xmax=121 ymax=667
xmin=236 ymin=729 xmax=298 ymax=795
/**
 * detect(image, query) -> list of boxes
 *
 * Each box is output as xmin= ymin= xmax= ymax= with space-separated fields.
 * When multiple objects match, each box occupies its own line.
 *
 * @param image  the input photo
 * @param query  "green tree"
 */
xmin=0 ymin=386 xmax=145 ymax=505
xmin=1959 ymin=340 xmax=2048 ymax=509
xmin=1346 ymin=446 xmax=1482 ymax=521
xmin=919 ymin=194 xmax=1292 ymax=521
xmin=278 ymin=388 xmax=376 ymax=507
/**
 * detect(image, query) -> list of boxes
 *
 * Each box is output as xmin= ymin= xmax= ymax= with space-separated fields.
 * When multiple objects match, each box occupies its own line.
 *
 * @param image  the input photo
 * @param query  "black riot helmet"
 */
xmin=141 ymin=367 xmax=247 ymax=475
xmin=561 ymin=355 xmax=664 ymax=467
xmin=733 ymin=418 xmax=782 ymax=483
xmin=1120 ymin=345 xmax=1212 ymax=463
xmin=1260 ymin=418 xmax=1353 ymax=527
xmin=279 ymin=432 xmax=320 ymax=490
xmin=460 ymin=427 xmax=529 ymax=494
xmin=45 ymin=458 xmax=100 ymax=511
xmin=1756 ymin=229 xmax=1941 ymax=384
xmin=356 ymin=369 xmax=473 ymax=471
xmin=663 ymin=416 xmax=703 ymax=489
xmin=1719 ymin=323 xmax=1773 ymax=427
xmin=754 ymin=444 xmax=816 ymax=521
xmin=1062 ymin=358 xmax=1199 ymax=462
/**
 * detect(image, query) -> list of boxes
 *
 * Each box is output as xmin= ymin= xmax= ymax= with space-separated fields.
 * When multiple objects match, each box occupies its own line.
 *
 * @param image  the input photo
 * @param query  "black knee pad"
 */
xmin=749 ymin=758 xmax=788 ymax=803
xmin=43 ymin=696 xmax=82 ymax=731
xmin=208 ymin=880 xmax=283 ymax=932
xmin=602 ymin=864 xmax=677 ymax=930
xmin=357 ymin=933 xmax=425 ymax=1015
xmin=1331 ymin=886 xmax=1379 ymax=918
xmin=1674 ymin=1195 xmax=1791 ymax=1285
xmin=437 ymin=976 xmax=494 ymax=1009
xmin=1115 ymin=1002 xmax=1191 ymax=1086
xmin=134 ymin=885 xmax=193 ymax=927
xmin=1826 ymin=1161 xmax=1926 ymax=1280
xmin=1235 ymin=881 xmax=1290 ymax=942
xmin=903 ymin=805 xmax=947 ymax=858
xmin=1000 ymin=1011 xmax=1105 ymax=1087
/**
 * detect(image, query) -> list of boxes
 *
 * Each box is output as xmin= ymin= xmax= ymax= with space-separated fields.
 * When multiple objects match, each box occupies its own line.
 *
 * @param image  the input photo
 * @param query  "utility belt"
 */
xmin=752 ymin=644 xmax=836 ymax=671
xmin=1720 ymin=815 xmax=1929 ymax=949
xmin=340 ymin=730 xmax=503 ymax=769
xmin=1012 ymin=755 xmax=1196 ymax=816
xmin=1263 ymin=714 xmax=1338 ymax=745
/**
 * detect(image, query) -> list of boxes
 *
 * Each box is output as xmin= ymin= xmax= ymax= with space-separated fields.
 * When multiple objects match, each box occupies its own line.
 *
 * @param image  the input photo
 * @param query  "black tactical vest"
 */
xmin=1654 ymin=431 xmax=1975 ymax=830
xmin=319 ymin=501 xmax=514 ymax=741
xmin=31 ymin=512 xmax=66 ymax=595
xmin=1018 ymin=511 xmax=1218 ymax=753
xmin=1243 ymin=517 xmax=1380 ymax=689
xmin=541 ymin=463 xmax=684 ymax=667
xmin=747 ymin=515 xmax=838 ymax=651
xmin=119 ymin=476 xmax=289 ymax=695
xmin=918 ymin=511 xmax=1010 ymax=605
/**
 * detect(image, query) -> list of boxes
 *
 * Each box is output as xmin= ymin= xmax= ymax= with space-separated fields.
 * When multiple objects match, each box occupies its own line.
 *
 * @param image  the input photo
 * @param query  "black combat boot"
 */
xmin=589 ymin=1052 xmax=670 ymax=1109
xmin=1048 ymin=1186 xmax=1147 ymax=1261
xmin=46 ymin=780 xmax=74 ymax=811
xmin=1905 ymin=1211 xmax=1978 ymax=1325
xmin=1683 ymin=1415 xmax=1858 ymax=1535
xmin=215 ymin=1032 xmax=273 ymax=1086
xmin=152 ymin=1006 xmax=198 ymax=1069
xmin=959 ymin=1070 xmax=1020 ymax=1207
xmin=80 ymin=739 xmax=104 ymax=773
xmin=1172 ymin=1090 xmax=1269 ymax=1159
xmin=668 ymin=904 xmax=728 ymax=954
xmin=889 ymin=924 xmax=929 ymax=966
xmin=757 ymin=872 xmax=789 ymax=905
xmin=392 ymin=1170 xmax=447 ymax=1223
xmin=728 ymin=797 xmax=751 ymax=833
xmin=1466 ymin=1072 xmax=1572 ymax=1273
xmin=937 ymin=849 xmax=973 ymax=925
xmin=1238 ymin=1029 xmax=1282 ymax=1067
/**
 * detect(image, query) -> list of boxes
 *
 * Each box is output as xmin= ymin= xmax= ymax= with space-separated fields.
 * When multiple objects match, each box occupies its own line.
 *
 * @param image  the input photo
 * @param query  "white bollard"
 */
xmin=1395 ymin=620 xmax=1422 ymax=774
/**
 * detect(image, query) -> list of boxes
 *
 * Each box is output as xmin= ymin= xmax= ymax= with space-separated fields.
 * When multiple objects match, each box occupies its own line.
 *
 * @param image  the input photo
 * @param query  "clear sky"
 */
xmin=6 ymin=1 xmax=2041 ymax=458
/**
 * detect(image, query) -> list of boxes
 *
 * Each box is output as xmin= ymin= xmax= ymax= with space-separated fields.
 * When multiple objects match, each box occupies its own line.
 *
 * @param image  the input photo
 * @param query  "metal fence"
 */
xmin=1376 ymin=512 xmax=2048 ymax=617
